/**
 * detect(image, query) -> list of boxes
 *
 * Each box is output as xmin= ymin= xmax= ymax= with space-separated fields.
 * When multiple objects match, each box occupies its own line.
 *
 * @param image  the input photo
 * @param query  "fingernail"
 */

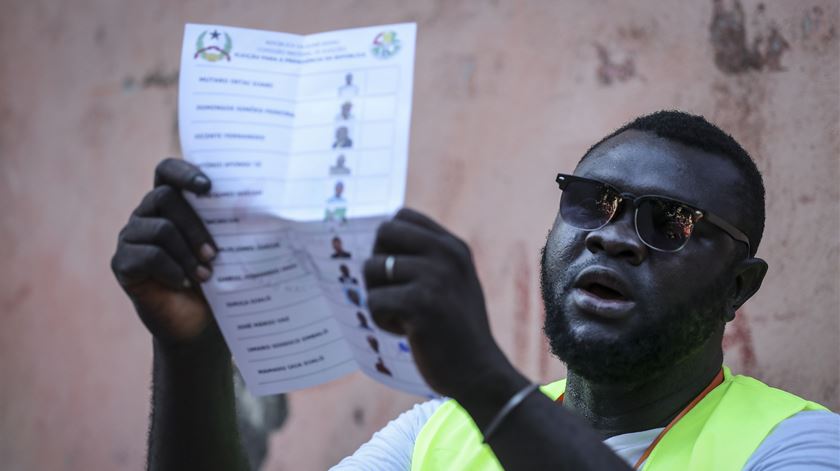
xmin=182 ymin=278 xmax=192 ymax=289
xmin=196 ymin=265 xmax=212 ymax=282
xmin=199 ymin=243 xmax=217 ymax=262
xmin=192 ymin=175 xmax=210 ymax=189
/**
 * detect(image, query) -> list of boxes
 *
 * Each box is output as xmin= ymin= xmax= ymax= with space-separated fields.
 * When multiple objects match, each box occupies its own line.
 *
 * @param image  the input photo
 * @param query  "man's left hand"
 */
xmin=364 ymin=208 xmax=518 ymax=399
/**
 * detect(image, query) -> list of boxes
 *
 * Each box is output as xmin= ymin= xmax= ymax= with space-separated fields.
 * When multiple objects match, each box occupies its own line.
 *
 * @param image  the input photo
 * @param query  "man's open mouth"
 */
xmin=574 ymin=267 xmax=632 ymax=301
xmin=581 ymin=282 xmax=626 ymax=301
xmin=570 ymin=266 xmax=636 ymax=319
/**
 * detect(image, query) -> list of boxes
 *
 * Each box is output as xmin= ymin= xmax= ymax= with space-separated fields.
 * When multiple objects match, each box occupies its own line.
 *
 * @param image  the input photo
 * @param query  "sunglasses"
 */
xmin=555 ymin=174 xmax=751 ymax=253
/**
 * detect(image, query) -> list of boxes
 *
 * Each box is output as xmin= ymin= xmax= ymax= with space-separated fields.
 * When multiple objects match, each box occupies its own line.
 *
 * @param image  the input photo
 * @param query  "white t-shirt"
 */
xmin=332 ymin=399 xmax=840 ymax=470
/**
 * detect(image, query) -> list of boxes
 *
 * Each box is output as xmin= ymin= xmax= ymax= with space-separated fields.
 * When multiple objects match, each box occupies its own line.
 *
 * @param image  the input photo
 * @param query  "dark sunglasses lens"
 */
xmin=636 ymin=198 xmax=696 ymax=251
xmin=560 ymin=180 xmax=617 ymax=230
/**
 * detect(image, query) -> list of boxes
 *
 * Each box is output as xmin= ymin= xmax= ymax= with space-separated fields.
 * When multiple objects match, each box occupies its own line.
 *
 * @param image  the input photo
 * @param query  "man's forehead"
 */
xmin=575 ymin=130 xmax=745 ymax=219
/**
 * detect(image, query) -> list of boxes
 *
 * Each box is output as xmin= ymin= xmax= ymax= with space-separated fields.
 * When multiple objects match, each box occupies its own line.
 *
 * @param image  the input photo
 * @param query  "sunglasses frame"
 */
xmin=555 ymin=173 xmax=752 ymax=254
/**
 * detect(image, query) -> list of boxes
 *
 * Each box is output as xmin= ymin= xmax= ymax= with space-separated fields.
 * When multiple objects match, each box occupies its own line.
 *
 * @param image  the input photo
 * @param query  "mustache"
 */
xmin=540 ymin=246 xmax=632 ymax=297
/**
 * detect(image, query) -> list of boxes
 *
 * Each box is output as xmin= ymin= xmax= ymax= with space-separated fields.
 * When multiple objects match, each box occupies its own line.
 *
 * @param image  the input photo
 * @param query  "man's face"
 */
xmin=332 ymin=238 xmax=343 ymax=251
xmin=541 ymin=130 xmax=747 ymax=383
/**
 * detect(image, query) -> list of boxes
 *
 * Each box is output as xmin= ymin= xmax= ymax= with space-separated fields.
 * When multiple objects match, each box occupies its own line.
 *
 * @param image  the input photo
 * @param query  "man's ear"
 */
xmin=724 ymin=257 xmax=768 ymax=322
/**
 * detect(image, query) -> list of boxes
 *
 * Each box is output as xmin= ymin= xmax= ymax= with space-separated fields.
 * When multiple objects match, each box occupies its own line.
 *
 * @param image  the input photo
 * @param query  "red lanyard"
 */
xmin=555 ymin=369 xmax=724 ymax=470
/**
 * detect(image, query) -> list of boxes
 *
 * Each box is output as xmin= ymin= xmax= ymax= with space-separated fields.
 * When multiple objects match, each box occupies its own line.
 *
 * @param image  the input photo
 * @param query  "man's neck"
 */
xmin=563 ymin=332 xmax=724 ymax=439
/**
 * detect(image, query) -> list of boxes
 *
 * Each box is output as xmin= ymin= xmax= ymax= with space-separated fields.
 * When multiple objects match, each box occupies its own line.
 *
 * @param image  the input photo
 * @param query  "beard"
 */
xmin=540 ymin=246 xmax=728 ymax=383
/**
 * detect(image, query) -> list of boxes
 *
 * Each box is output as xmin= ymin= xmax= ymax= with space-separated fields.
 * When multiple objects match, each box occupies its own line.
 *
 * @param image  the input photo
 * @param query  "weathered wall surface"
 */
xmin=1 ymin=0 xmax=837 ymax=469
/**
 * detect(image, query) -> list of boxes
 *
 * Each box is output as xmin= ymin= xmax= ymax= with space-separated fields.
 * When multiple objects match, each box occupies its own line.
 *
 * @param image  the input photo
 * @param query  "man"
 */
xmin=330 ymin=235 xmax=352 ymax=259
xmin=338 ymin=264 xmax=358 ymax=285
xmin=337 ymin=101 xmax=354 ymax=121
xmin=357 ymin=311 xmax=371 ymax=330
xmin=333 ymin=126 xmax=353 ymax=148
xmin=339 ymin=72 xmax=359 ymax=97
xmin=111 ymin=111 xmax=838 ymax=470
xmin=324 ymin=180 xmax=347 ymax=222
xmin=330 ymin=154 xmax=351 ymax=176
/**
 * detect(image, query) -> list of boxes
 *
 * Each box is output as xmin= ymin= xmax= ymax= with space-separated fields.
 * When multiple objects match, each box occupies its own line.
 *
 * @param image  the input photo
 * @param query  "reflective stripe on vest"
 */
xmin=411 ymin=366 xmax=828 ymax=471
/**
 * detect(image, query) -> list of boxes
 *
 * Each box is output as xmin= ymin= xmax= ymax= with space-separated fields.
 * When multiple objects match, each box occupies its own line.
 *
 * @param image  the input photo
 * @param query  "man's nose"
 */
xmin=584 ymin=206 xmax=647 ymax=265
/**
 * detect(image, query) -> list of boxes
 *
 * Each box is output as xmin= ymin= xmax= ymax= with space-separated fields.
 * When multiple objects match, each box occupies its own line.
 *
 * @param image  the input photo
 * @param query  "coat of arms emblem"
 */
xmin=195 ymin=30 xmax=233 ymax=62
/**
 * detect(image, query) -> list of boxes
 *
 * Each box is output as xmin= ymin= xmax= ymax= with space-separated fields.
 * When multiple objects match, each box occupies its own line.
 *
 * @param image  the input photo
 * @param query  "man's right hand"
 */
xmin=111 ymin=158 xmax=219 ymax=346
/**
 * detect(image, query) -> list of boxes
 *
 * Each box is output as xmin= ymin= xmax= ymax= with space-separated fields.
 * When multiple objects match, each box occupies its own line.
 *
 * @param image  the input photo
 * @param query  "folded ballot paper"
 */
xmin=177 ymin=22 xmax=433 ymax=397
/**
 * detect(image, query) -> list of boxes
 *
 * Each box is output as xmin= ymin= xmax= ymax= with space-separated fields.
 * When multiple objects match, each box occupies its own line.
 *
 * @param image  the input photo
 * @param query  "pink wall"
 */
xmin=1 ymin=0 xmax=837 ymax=469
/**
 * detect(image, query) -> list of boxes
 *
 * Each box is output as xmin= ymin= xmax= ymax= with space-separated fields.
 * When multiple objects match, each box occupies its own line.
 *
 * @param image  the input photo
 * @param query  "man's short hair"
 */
xmin=578 ymin=110 xmax=765 ymax=257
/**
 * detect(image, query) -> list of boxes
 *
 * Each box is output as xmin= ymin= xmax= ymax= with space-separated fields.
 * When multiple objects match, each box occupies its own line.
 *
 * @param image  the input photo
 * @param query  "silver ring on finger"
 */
xmin=385 ymin=255 xmax=396 ymax=282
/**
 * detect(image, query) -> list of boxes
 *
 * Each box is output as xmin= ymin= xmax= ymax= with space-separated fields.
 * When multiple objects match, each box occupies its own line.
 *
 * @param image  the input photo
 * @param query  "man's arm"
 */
xmin=111 ymin=159 xmax=249 ymax=470
xmin=147 ymin=334 xmax=248 ymax=470
xmin=363 ymin=209 xmax=631 ymax=470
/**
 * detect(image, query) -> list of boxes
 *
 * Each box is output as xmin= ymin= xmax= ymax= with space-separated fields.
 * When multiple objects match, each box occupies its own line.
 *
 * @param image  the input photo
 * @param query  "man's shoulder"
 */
xmin=330 ymin=398 xmax=446 ymax=471
xmin=726 ymin=369 xmax=830 ymax=411
xmin=744 ymin=410 xmax=840 ymax=470
xmin=771 ymin=409 xmax=840 ymax=437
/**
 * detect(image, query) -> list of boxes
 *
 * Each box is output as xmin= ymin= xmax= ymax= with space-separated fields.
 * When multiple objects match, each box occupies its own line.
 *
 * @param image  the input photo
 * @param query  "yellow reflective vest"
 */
xmin=412 ymin=367 xmax=827 ymax=471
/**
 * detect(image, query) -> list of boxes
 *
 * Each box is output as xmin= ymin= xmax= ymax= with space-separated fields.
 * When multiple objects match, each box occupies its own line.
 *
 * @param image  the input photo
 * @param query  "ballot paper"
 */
xmin=177 ymin=22 xmax=433 ymax=397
